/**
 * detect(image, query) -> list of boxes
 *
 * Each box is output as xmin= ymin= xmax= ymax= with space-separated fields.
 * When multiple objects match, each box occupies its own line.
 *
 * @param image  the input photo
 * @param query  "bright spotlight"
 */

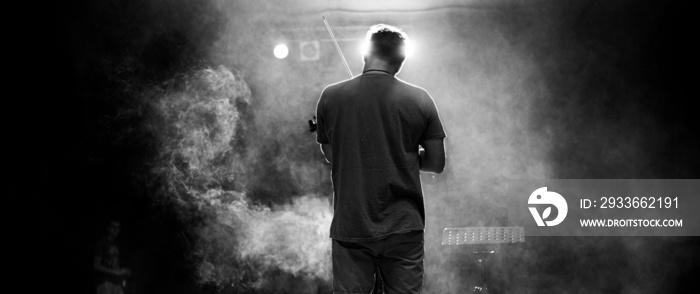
xmin=404 ymin=40 xmax=413 ymax=58
xmin=360 ymin=41 xmax=370 ymax=57
xmin=273 ymin=44 xmax=289 ymax=59
xmin=359 ymin=40 xmax=414 ymax=58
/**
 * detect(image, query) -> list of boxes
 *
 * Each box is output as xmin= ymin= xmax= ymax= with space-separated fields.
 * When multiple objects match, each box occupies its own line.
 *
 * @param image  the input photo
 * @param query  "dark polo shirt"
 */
xmin=316 ymin=72 xmax=446 ymax=242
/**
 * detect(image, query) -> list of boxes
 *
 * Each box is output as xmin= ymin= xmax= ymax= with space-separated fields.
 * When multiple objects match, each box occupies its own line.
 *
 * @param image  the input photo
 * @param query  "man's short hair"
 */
xmin=364 ymin=24 xmax=409 ymax=66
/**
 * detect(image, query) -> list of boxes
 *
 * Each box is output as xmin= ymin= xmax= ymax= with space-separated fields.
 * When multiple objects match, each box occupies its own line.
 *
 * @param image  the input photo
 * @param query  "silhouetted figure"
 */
xmin=316 ymin=24 xmax=447 ymax=294
xmin=94 ymin=220 xmax=131 ymax=294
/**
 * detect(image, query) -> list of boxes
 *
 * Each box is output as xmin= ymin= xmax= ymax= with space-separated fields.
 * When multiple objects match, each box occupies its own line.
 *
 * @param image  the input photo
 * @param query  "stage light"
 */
xmin=360 ymin=41 xmax=370 ymax=57
xmin=404 ymin=40 xmax=413 ymax=58
xmin=300 ymin=41 xmax=320 ymax=61
xmin=273 ymin=44 xmax=289 ymax=59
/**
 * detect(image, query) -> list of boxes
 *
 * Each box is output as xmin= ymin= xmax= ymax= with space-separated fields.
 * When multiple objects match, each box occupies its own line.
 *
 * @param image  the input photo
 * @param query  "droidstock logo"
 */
xmin=528 ymin=187 xmax=568 ymax=226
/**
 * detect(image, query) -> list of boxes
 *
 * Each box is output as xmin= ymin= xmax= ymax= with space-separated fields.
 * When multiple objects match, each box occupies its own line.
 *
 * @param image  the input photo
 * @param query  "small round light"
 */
xmin=273 ymin=44 xmax=289 ymax=59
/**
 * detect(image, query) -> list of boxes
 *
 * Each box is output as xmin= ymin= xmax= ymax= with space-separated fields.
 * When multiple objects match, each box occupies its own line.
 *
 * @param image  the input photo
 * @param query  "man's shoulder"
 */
xmin=95 ymin=238 xmax=110 ymax=255
xmin=322 ymin=77 xmax=357 ymax=95
xmin=321 ymin=76 xmax=431 ymax=104
xmin=395 ymin=77 xmax=430 ymax=97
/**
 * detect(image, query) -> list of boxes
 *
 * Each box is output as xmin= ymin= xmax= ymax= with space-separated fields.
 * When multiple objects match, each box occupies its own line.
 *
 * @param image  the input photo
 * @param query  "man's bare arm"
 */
xmin=419 ymin=139 xmax=445 ymax=173
xmin=94 ymin=256 xmax=121 ymax=276
xmin=320 ymin=144 xmax=332 ymax=164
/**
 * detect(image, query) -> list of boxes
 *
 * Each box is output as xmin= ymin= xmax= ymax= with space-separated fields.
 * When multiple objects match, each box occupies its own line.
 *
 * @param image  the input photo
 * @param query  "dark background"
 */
xmin=15 ymin=0 xmax=700 ymax=293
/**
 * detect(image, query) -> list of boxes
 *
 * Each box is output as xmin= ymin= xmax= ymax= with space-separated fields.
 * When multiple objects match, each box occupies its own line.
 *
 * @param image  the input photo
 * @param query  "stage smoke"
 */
xmin=150 ymin=66 xmax=332 ymax=292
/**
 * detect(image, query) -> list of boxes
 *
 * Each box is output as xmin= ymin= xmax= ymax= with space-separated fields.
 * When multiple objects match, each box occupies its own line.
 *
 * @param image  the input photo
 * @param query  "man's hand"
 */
xmin=419 ymin=139 xmax=445 ymax=173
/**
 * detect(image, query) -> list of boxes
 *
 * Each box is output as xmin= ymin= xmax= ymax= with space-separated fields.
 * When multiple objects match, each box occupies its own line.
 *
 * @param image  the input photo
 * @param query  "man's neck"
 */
xmin=363 ymin=68 xmax=393 ymax=75
xmin=362 ymin=58 xmax=397 ymax=75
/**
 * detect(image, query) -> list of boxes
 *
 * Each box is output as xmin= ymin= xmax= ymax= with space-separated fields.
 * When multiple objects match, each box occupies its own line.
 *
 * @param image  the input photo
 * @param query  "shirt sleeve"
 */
xmin=420 ymin=92 xmax=447 ymax=141
xmin=315 ymin=89 xmax=330 ymax=144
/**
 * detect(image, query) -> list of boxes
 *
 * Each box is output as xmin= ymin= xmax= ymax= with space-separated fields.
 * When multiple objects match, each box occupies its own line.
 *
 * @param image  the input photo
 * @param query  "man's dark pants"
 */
xmin=332 ymin=230 xmax=424 ymax=294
